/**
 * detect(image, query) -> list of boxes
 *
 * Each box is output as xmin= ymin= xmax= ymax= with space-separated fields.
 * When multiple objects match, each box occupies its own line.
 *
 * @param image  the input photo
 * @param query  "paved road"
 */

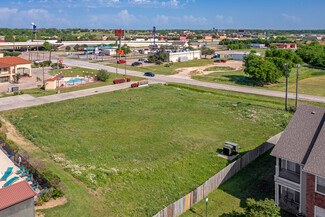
xmin=0 ymin=82 xmax=133 ymax=112
xmin=63 ymin=59 xmax=325 ymax=104
xmin=0 ymin=59 xmax=323 ymax=112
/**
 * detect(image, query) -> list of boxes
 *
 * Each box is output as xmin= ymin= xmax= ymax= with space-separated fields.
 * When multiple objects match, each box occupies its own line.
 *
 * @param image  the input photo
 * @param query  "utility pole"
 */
xmin=296 ymin=64 xmax=300 ymax=109
xmin=42 ymin=62 xmax=45 ymax=95
xmin=285 ymin=63 xmax=289 ymax=111
xmin=124 ymin=45 xmax=127 ymax=80
xmin=57 ymin=59 xmax=60 ymax=94
xmin=115 ymin=53 xmax=118 ymax=79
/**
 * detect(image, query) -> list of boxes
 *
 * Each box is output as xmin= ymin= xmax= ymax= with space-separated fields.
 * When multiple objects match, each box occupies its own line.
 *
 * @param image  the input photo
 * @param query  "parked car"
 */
xmin=132 ymin=62 xmax=142 ymax=67
xmin=211 ymin=55 xmax=219 ymax=59
xmin=138 ymin=58 xmax=145 ymax=61
xmin=214 ymin=59 xmax=227 ymax=63
xmin=113 ymin=78 xmax=131 ymax=84
xmin=117 ymin=60 xmax=126 ymax=64
xmin=144 ymin=72 xmax=155 ymax=77
xmin=143 ymin=59 xmax=149 ymax=63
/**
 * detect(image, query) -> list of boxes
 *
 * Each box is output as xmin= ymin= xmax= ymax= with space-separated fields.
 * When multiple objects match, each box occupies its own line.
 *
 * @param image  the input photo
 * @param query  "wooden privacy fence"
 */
xmin=153 ymin=133 xmax=281 ymax=217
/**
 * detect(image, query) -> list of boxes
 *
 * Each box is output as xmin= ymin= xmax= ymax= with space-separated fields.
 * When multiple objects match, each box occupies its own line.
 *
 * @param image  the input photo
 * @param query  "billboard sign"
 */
xmin=59 ymin=59 xmax=63 ymax=64
xmin=117 ymin=50 xmax=124 ymax=54
xmin=115 ymin=29 xmax=124 ymax=37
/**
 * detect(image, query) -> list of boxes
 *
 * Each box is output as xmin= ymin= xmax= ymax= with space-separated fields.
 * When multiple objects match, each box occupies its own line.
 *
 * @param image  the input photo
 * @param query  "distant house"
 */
xmin=0 ymin=53 xmax=32 ymax=83
xmin=270 ymin=43 xmax=297 ymax=49
xmin=179 ymin=36 xmax=187 ymax=40
xmin=216 ymin=35 xmax=227 ymax=39
xmin=0 ymin=181 xmax=36 ymax=217
xmin=271 ymin=105 xmax=325 ymax=216
xmin=172 ymin=41 xmax=189 ymax=49
xmin=204 ymin=35 xmax=213 ymax=40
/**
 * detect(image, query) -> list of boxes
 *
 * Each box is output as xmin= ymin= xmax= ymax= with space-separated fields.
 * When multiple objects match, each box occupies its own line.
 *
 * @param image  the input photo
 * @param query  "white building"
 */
xmin=251 ymin=44 xmax=266 ymax=48
xmin=232 ymin=52 xmax=261 ymax=61
xmin=168 ymin=50 xmax=201 ymax=62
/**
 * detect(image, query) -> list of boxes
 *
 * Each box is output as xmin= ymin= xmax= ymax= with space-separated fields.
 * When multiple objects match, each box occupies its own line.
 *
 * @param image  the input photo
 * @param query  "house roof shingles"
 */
xmin=0 ymin=57 xmax=31 ymax=66
xmin=0 ymin=180 xmax=36 ymax=210
xmin=303 ymin=116 xmax=325 ymax=177
xmin=271 ymin=104 xmax=325 ymax=177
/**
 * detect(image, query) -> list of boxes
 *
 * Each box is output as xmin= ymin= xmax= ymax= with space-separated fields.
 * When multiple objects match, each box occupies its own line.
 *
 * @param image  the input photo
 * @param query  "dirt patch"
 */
xmin=169 ymin=60 xmax=244 ymax=79
xmin=0 ymin=116 xmax=40 ymax=153
xmin=36 ymin=197 xmax=68 ymax=210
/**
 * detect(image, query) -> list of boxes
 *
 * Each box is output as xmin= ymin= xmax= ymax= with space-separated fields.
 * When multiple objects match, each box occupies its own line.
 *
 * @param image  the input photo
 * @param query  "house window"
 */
xmin=316 ymin=176 xmax=325 ymax=195
xmin=315 ymin=206 xmax=325 ymax=217
xmin=281 ymin=159 xmax=300 ymax=174
xmin=282 ymin=186 xmax=300 ymax=203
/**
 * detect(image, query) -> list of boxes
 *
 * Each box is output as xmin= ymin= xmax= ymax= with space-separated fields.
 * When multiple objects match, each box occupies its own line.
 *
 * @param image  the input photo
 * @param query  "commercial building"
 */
xmin=271 ymin=105 xmax=325 ymax=216
xmin=270 ymin=43 xmax=297 ymax=49
xmin=168 ymin=50 xmax=201 ymax=62
xmin=251 ymin=44 xmax=266 ymax=48
xmin=0 ymin=53 xmax=32 ymax=83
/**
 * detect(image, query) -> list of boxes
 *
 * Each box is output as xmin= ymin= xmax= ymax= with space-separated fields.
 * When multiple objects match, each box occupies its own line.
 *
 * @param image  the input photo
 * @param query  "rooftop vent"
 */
xmin=311 ymin=111 xmax=316 ymax=115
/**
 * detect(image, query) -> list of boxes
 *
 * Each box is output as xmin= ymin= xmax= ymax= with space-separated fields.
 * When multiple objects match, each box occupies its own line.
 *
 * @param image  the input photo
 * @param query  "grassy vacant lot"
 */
xmin=107 ymin=59 xmax=215 ymax=75
xmin=204 ymin=66 xmax=234 ymax=71
xmin=193 ymin=64 xmax=325 ymax=97
xmin=21 ymin=67 xmax=142 ymax=97
xmin=4 ymin=84 xmax=323 ymax=216
xmin=181 ymin=150 xmax=293 ymax=217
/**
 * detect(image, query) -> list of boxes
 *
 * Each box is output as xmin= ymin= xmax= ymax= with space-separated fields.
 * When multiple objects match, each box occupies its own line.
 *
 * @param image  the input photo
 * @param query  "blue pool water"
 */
xmin=67 ymin=78 xmax=87 ymax=84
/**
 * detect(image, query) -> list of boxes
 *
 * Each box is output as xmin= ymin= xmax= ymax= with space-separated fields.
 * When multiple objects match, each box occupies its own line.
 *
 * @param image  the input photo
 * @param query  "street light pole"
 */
xmin=284 ymin=63 xmax=289 ymax=111
xmin=206 ymin=198 xmax=208 ymax=217
xmin=296 ymin=64 xmax=300 ymax=109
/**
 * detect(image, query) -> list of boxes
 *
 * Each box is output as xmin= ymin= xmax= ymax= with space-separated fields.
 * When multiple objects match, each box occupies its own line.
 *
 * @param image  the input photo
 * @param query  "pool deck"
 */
xmin=0 ymin=148 xmax=28 ymax=188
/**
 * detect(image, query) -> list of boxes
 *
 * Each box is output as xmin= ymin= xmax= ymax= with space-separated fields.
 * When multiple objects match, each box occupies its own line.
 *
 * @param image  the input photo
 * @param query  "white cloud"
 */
xmin=282 ymin=13 xmax=300 ymax=22
xmin=0 ymin=7 xmax=71 ymax=28
xmin=215 ymin=14 xmax=233 ymax=25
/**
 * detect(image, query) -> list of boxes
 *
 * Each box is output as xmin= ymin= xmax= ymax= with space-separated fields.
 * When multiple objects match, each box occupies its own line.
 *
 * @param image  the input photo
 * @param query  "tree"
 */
xmin=201 ymin=47 xmax=215 ymax=58
xmin=74 ymin=44 xmax=80 ymax=52
xmin=5 ymin=33 xmax=15 ymax=42
xmin=117 ymin=45 xmax=131 ymax=54
xmin=244 ymin=54 xmax=282 ymax=84
xmin=97 ymin=69 xmax=110 ymax=81
xmin=43 ymin=42 xmax=51 ymax=51
xmin=65 ymin=46 xmax=71 ymax=52
xmin=245 ymin=198 xmax=280 ymax=217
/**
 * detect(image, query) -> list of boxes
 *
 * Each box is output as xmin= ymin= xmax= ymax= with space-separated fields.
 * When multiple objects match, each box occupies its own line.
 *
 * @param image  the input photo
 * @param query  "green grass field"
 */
xmin=193 ymin=64 xmax=325 ymax=97
xmin=181 ymin=150 xmax=293 ymax=217
xmin=107 ymin=59 xmax=215 ymax=75
xmin=3 ymin=84 xmax=323 ymax=216
xmin=21 ymin=67 xmax=142 ymax=97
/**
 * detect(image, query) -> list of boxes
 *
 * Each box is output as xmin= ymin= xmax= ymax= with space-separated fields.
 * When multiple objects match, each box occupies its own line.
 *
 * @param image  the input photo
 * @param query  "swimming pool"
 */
xmin=67 ymin=78 xmax=87 ymax=84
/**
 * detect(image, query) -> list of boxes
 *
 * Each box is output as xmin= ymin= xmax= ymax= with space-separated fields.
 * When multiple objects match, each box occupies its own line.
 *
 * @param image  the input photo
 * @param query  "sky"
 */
xmin=0 ymin=0 xmax=324 ymax=30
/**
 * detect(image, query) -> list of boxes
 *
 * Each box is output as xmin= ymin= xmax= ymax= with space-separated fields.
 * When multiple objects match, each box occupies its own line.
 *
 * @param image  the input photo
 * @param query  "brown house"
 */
xmin=0 ymin=53 xmax=32 ymax=83
xmin=271 ymin=105 xmax=325 ymax=216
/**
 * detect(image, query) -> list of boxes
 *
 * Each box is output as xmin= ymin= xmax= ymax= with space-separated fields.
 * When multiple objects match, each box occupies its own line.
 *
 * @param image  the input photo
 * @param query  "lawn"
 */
xmin=3 ymin=84 xmax=322 ymax=216
xmin=193 ymin=64 xmax=325 ymax=97
xmin=107 ymin=59 xmax=215 ymax=75
xmin=204 ymin=66 xmax=235 ymax=71
xmin=181 ymin=150 xmax=293 ymax=217
xmin=21 ymin=67 xmax=142 ymax=97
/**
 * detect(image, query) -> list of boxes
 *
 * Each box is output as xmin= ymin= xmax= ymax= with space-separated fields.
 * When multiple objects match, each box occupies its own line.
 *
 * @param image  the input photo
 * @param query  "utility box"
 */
xmin=223 ymin=142 xmax=238 ymax=156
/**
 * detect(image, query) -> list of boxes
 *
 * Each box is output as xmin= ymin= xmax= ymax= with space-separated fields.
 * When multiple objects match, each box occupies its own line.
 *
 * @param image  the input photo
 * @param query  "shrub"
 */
xmin=51 ymin=63 xmax=64 ymax=69
xmin=97 ymin=69 xmax=110 ymax=81
xmin=245 ymin=198 xmax=280 ymax=217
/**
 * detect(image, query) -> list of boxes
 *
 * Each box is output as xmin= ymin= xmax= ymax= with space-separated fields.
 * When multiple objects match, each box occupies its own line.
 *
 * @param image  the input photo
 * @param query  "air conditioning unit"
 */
xmin=223 ymin=142 xmax=238 ymax=156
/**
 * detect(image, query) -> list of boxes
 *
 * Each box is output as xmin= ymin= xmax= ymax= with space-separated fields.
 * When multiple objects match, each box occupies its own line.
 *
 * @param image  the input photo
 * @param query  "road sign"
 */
xmin=117 ymin=50 xmax=124 ymax=54
xmin=59 ymin=59 xmax=63 ymax=64
xmin=115 ymin=29 xmax=124 ymax=37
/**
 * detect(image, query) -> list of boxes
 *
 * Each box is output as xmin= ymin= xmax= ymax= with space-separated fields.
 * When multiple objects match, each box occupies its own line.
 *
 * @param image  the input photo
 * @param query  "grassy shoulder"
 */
xmin=3 ymin=84 xmax=323 ymax=216
xmin=193 ymin=63 xmax=325 ymax=97
xmin=107 ymin=59 xmax=215 ymax=75
xmin=21 ymin=67 xmax=142 ymax=97
xmin=181 ymin=150 xmax=293 ymax=217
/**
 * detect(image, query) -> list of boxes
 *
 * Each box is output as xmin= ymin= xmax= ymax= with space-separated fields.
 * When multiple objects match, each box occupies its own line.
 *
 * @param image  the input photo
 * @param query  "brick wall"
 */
xmin=306 ymin=173 xmax=325 ymax=217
